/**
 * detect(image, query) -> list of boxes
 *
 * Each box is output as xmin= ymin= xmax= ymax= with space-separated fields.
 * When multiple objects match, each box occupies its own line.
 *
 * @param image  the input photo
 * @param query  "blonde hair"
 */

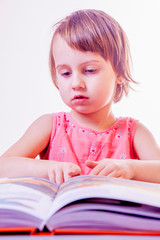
xmin=49 ymin=9 xmax=136 ymax=102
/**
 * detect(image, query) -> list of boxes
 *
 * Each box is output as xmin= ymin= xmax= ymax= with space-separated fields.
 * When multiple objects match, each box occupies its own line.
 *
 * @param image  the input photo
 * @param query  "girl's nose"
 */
xmin=71 ymin=73 xmax=86 ymax=90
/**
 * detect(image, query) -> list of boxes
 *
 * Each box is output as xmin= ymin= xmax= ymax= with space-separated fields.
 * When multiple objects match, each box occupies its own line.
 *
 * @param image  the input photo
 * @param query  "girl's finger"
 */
xmin=64 ymin=170 xmax=72 ymax=182
xmin=48 ymin=169 xmax=56 ymax=183
xmin=89 ymin=163 xmax=105 ymax=175
xmin=68 ymin=165 xmax=81 ymax=176
xmin=98 ymin=166 xmax=114 ymax=176
xmin=85 ymin=160 xmax=98 ymax=169
xmin=107 ymin=170 xmax=122 ymax=178
xmin=55 ymin=166 xmax=64 ymax=185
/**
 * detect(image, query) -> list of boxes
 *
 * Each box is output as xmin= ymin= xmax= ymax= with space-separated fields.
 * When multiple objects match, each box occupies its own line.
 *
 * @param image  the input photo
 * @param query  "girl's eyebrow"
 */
xmin=56 ymin=60 xmax=102 ymax=70
xmin=56 ymin=64 xmax=68 ymax=70
xmin=80 ymin=60 xmax=102 ymax=66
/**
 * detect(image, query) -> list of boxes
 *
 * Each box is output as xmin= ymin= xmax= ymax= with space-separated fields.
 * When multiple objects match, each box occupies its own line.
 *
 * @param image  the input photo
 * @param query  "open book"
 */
xmin=1 ymin=175 xmax=160 ymax=233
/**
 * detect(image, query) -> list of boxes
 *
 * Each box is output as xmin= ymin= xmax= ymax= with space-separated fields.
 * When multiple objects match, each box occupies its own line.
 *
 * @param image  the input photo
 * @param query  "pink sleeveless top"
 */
xmin=43 ymin=112 xmax=138 ymax=175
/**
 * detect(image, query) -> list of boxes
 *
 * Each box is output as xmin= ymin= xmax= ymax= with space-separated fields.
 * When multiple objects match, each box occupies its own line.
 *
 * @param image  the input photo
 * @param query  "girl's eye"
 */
xmin=85 ymin=68 xmax=97 ymax=73
xmin=61 ymin=71 xmax=71 ymax=77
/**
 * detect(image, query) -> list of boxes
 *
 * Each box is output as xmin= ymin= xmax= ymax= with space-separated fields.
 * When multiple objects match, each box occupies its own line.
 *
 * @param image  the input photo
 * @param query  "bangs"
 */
xmin=54 ymin=10 xmax=117 ymax=60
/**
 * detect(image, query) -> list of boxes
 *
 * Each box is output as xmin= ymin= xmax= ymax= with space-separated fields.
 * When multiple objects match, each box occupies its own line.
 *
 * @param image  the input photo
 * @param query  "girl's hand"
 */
xmin=47 ymin=161 xmax=81 ymax=185
xmin=85 ymin=159 xmax=134 ymax=179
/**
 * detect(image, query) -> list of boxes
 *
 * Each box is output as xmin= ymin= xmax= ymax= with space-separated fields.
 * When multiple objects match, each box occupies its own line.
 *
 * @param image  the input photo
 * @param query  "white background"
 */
xmin=0 ymin=0 xmax=160 ymax=155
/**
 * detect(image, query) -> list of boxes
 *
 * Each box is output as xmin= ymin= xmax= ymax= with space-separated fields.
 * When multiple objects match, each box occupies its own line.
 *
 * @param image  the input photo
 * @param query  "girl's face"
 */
xmin=52 ymin=34 xmax=121 ymax=115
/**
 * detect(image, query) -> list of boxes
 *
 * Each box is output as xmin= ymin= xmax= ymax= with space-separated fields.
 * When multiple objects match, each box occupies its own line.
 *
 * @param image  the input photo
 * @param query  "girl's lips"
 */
xmin=73 ymin=95 xmax=88 ymax=100
xmin=72 ymin=95 xmax=89 ymax=103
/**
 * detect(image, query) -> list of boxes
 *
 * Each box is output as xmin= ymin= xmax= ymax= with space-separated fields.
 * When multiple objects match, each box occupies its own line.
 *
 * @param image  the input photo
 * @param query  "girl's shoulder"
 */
xmin=134 ymin=121 xmax=160 ymax=160
xmin=1 ymin=113 xmax=55 ymax=158
xmin=36 ymin=113 xmax=53 ymax=125
xmin=32 ymin=113 xmax=53 ymax=133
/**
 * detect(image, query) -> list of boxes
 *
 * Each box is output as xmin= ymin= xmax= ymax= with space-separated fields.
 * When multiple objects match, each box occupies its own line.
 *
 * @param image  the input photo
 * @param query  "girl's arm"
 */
xmin=0 ymin=114 xmax=81 ymax=184
xmin=130 ymin=122 xmax=160 ymax=182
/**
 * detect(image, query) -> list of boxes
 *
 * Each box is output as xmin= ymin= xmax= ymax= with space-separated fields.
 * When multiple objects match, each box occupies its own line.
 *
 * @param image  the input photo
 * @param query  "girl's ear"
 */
xmin=116 ymin=75 xmax=125 ymax=85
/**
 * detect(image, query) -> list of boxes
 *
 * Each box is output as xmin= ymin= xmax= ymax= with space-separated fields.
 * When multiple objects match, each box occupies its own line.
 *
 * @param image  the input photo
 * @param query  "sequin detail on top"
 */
xmin=43 ymin=112 xmax=138 ymax=175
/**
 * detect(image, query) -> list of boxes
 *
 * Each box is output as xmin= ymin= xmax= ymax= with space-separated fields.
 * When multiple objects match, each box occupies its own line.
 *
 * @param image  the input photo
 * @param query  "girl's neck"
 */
xmin=70 ymin=108 xmax=116 ymax=132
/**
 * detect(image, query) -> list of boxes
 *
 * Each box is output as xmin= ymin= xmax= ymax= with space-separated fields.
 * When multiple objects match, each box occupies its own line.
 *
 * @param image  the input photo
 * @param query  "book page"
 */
xmin=47 ymin=201 xmax=160 ymax=231
xmin=0 ymin=177 xmax=59 ymax=225
xmin=46 ymin=175 xmax=160 ymax=221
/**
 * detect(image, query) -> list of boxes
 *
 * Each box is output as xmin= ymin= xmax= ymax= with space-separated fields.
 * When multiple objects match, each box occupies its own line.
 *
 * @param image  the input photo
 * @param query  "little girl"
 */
xmin=1 ymin=9 xmax=160 ymax=184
